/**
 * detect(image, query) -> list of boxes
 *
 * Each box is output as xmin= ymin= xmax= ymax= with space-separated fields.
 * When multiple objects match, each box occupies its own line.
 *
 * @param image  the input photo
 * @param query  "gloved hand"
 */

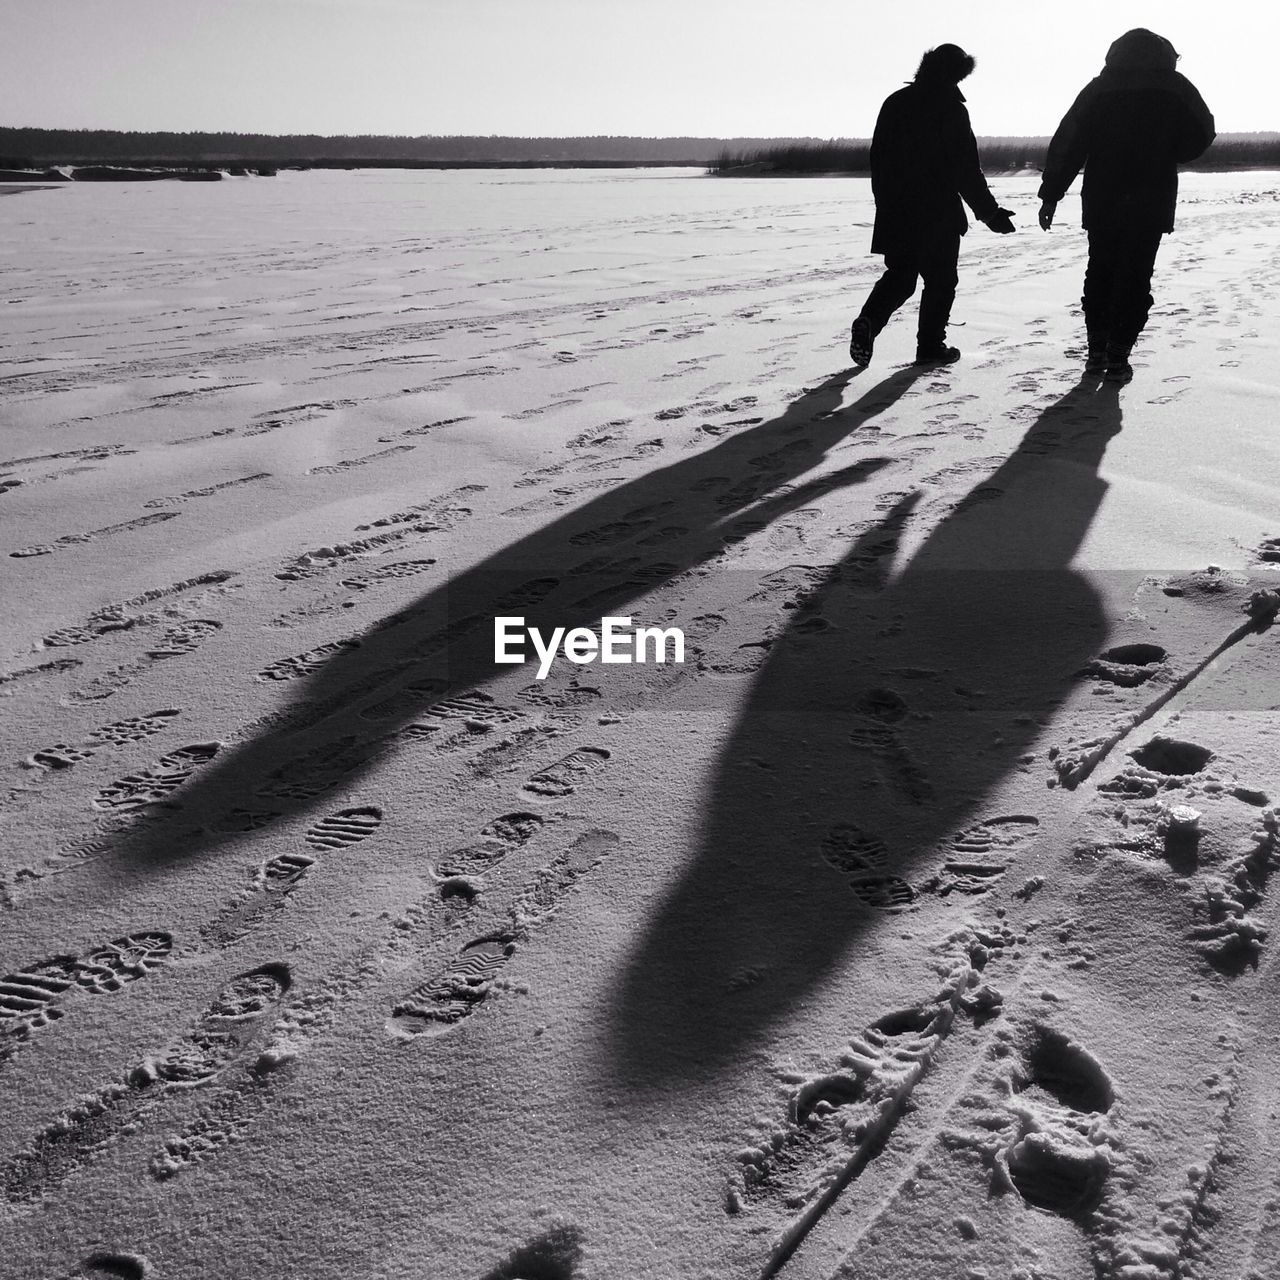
xmin=985 ymin=208 xmax=1016 ymax=234
xmin=1038 ymin=199 xmax=1057 ymax=231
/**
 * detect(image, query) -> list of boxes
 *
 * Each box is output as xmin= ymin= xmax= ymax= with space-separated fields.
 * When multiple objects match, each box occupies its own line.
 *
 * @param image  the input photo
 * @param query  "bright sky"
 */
xmin=5 ymin=0 xmax=1277 ymax=138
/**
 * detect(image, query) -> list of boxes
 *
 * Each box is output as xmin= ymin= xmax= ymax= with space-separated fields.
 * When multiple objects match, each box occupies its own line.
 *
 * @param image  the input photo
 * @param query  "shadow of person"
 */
xmin=608 ymin=376 xmax=1125 ymax=1088
xmin=98 ymin=366 xmax=934 ymax=876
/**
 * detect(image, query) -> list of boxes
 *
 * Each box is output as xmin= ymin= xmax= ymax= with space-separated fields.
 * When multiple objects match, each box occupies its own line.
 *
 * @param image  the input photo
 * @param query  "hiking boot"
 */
xmin=1085 ymin=328 xmax=1108 ymax=373
xmin=849 ymin=318 xmax=874 ymax=368
xmin=1103 ymin=343 xmax=1133 ymax=384
xmin=914 ymin=344 xmax=961 ymax=365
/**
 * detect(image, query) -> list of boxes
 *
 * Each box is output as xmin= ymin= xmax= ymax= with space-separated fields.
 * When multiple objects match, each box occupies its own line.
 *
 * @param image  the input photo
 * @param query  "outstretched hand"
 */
xmin=985 ymin=208 xmax=1016 ymax=234
xmin=1038 ymin=199 xmax=1057 ymax=231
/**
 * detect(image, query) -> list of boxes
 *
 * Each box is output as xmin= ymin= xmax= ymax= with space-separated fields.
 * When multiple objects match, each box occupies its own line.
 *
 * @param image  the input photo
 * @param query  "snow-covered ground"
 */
xmin=2 ymin=167 xmax=1280 ymax=1280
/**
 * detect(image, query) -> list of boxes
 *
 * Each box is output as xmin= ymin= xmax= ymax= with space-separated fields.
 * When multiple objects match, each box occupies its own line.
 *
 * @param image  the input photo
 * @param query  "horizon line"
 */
xmin=5 ymin=125 xmax=1280 ymax=141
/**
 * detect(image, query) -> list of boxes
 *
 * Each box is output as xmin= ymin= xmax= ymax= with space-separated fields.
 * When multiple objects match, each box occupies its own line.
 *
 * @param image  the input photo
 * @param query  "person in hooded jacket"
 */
xmin=1038 ymin=28 xmax=1215 ymax=382
xmin=849 ymin=43 xmax=1016 ymax=370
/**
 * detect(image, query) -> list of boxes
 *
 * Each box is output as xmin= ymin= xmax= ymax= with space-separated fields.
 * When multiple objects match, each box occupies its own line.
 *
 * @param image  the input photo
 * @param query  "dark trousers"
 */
xmin=857 ymin=234 xmax=961 ymax=349
xmin=1082 ymin=223 xmax=1164 ymax=352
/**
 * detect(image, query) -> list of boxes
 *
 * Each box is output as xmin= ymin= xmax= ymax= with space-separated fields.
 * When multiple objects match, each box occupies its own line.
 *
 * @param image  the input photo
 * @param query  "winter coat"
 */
xmin=869 ymin=78 xmax=1002 ymax=256
xmin=1038 ymin=28 xmax=1215 ymax=233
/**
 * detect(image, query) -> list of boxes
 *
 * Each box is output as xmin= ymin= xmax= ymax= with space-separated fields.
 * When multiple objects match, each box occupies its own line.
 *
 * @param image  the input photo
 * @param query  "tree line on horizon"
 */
xmin=0 ymin=129 xmax=826 ymax=166
xmin=2 ymin=127 xmax=1278 ymax=172
xmin=709 ymin=134 xmax=1280 ymax=174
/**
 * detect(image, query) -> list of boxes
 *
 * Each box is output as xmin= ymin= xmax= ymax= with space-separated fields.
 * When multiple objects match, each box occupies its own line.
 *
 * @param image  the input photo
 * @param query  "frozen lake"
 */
xmin=3 ymin=164 xmax=1280 ymax=1280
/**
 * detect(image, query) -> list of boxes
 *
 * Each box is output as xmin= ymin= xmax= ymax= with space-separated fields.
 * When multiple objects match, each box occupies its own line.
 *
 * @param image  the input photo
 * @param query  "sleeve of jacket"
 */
xmin=1171 ymin=74 xmax=1215 ymax=162
xmin=945 ymin=101 xmax=1001 ymax=221
xmin=1038 ymin=82 xmax=1097 ymax=203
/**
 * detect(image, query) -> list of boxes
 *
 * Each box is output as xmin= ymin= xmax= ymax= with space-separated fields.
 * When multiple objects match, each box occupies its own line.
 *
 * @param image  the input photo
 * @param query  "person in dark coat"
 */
xmin=1038 ymin=28 xmax=1215 ymax=382
xmin=849 ymin=43 xmax=1015 ymax=369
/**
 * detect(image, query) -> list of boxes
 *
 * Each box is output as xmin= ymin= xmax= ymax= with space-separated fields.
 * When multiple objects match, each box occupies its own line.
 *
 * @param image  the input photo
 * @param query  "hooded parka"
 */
xmin=1038 ymin=28 xmax=1215 ymax=232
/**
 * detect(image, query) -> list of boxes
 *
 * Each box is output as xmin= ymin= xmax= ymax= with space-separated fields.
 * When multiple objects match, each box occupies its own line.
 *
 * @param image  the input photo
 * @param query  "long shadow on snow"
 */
xmin=101 ymin=367 xmax=929 ymax=873
xmin=609 ymin=376 xmax=1124 ymax=1087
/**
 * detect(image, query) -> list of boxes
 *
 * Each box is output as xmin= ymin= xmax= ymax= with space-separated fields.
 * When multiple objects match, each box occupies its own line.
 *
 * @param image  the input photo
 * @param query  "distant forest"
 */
xmin=0 ymin=129 xmax=825 ymax=167
xmin=710 ymin=134 xmax=1280 ymax=174
xmin=2 ymin=128 xmax=1278 ymax=172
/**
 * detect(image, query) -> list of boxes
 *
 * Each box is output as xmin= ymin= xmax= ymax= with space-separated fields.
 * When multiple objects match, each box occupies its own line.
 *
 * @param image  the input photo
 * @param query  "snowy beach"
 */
xmin=3 ymin=167 xmax=1280 ymax=1279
